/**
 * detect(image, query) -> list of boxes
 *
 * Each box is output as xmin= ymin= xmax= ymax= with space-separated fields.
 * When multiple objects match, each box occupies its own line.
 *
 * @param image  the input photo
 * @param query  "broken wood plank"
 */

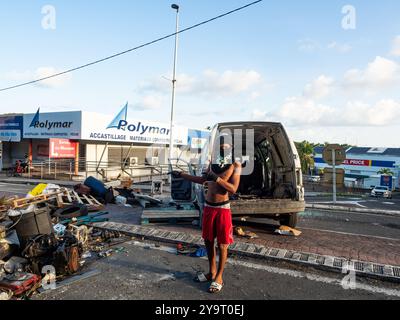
xmin=72 ymin=190 xmax=84 ymax=204
xmin=65 ymin=190 xmax=73 ymax=203
xmin=89 ymin=195 xmax=102 ymax=206
xmin=82 ymin=194 xmax=94 ymax=205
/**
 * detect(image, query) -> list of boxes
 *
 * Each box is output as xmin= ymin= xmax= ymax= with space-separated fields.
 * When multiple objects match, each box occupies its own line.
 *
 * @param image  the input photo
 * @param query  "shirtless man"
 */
xmin=169 ymin=133 xmax=241 ymax=293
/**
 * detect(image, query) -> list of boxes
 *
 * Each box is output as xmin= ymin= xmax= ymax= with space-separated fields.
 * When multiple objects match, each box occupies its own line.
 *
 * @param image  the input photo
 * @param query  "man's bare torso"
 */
xmin=205 ymin=164 xmax=236 ymax=203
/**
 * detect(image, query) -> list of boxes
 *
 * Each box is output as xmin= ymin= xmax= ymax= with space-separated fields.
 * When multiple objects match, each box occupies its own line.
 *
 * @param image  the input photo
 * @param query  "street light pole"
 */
xmin=168 ymin=4 xmax=179 ymax=167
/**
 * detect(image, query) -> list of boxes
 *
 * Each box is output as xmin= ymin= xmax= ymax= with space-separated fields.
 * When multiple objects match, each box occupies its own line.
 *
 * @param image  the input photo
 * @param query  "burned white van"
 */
xmin=170 ymin=122 xmax=305 ymax=228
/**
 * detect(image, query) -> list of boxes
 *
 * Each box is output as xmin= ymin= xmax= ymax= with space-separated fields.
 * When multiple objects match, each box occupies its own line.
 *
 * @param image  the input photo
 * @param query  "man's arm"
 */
xmin=180 ymin=172 xmax=206 ymax=185
xmin=214 ymin=162 xmax=242 ymax=194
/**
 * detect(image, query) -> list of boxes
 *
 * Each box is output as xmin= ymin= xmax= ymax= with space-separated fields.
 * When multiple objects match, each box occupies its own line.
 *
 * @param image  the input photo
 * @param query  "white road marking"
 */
xmin=305 ymin=208 xmax=400 ymax=219
xmin=299 ymin=226 xmax=400 ymax=242
xmin=313 ymin=201 xmax=367 ymax=208
xmin=383 ymin=202 xmax=395 ymax=205
xmin=128 ymin=240 xmax=400 ymax=298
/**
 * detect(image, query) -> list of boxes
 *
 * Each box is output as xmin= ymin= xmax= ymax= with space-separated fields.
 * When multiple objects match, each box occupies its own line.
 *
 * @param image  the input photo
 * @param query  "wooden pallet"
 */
xmin=12 ymin=190 xmax=65 ymax=209
xmin=57 ymin=189 xmax=104 ymax=211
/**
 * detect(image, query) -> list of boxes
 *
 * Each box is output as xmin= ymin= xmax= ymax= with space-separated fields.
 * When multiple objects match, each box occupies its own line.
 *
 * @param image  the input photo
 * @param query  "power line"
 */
xmin=0 ymin=0 xmax=263 ymax=93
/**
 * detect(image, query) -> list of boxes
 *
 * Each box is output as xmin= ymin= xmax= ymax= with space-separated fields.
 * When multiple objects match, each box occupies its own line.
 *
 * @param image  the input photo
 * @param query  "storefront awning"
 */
xmin=345 ymin=174 xmax=370 ymax=179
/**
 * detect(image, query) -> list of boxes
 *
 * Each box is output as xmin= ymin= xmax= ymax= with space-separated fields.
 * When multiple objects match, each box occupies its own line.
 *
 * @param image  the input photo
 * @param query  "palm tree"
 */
xmin=377 ymin=168 xmax=394 ymax=176
xmin=295 ymin=141 xmax=315 ymax=174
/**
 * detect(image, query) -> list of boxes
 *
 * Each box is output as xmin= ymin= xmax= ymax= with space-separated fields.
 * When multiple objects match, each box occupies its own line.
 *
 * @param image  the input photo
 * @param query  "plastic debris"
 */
xmin=190 ymin=247 xmax=207 ymax=258
xmin=115 ymin=196 xmax=127 ymax=206
xmin=81 ymin=252 xmax=92 ymax=259
xmin=53 ymin=223 xmax=66 ymax=236
xmin=275 ymin=226 xmax=302 ymax=237
xmin=234 ymin=227 xmax=259 ymax=239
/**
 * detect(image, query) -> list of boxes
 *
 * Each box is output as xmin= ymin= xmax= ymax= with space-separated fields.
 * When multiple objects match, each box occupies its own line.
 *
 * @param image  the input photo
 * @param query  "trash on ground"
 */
xmin=234 ymin=227 xmax=259 ymax=239
xmin=274 ymin=226 xmax=302 ymax=237
xmin=176 ymin=243 xmax=206 ymax=257
xmin=177 ymin=243 xmax=197 ymax=255
xmin=115 ymin=196 xmax=127 ymax=206
xmin=190 ymin=247 xmax=207 ymax=258
xmin=0 ymin=178 xmax=132 ymax=299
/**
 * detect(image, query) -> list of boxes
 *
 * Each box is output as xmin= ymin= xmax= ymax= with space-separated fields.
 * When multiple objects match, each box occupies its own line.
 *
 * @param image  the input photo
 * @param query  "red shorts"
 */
xmin=202 ymin=205 xmax=234 ymax=245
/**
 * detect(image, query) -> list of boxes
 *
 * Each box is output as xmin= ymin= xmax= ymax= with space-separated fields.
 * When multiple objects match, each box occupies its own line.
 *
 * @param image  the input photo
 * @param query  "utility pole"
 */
xmin=332 ymin=149 xmax=337 ymax=204
xmin=168 ymin=4 xmax=180 ymax=168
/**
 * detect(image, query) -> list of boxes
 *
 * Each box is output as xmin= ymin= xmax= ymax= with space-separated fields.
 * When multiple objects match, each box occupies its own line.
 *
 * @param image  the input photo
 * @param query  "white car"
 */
xmin=371 ymin=186 xmax=392 ymax=199
xmin=310 ymin=176 xmax=321 ymax=182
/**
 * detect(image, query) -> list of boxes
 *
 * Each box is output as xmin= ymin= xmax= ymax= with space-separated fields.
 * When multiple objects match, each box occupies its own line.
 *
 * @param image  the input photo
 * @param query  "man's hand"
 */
xmin=168 ymin=171 xmax=182 ymax=179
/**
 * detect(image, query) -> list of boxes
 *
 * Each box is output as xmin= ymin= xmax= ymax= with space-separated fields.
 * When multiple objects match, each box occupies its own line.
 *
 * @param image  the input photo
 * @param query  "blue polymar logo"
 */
xmin=29 ymin=108 xmax=41 ymax=128
xmin=107 ymin=103 xmax=128 ymax=129
xmin=107 ymin=103 xmax=170 ymax=136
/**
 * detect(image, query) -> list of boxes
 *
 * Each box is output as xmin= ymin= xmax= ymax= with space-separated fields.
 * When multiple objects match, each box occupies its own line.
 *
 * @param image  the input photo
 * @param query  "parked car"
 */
xmin=370 ymin=186 xmax=392 ymax=199
xmin=170 ymin=121 xmax=305 ymax=228
xmin=309 ymin=176 xmax=321 ymax=182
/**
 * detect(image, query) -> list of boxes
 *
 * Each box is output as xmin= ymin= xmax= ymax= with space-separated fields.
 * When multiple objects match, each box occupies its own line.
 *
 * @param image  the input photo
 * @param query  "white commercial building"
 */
xmin=0 ymin=107 xmax=210 ymax=181
xmin=313 ymin=146 xmax=400 ymax=190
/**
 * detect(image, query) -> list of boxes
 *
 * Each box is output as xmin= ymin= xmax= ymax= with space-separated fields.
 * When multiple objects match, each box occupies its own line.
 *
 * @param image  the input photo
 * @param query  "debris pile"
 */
xmin=0 ymin=178 xmax=131 ymax=300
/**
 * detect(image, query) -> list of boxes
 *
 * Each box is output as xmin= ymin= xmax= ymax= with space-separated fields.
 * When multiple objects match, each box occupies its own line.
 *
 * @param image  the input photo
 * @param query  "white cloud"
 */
xmin=275 ymin=96 xmax=337 ymax=126
xmin=390 ymin=35 xmax=400 ymax=57
xmin=327 ymin=41 xmax=352 ymax=53
xmin=264 ymin=97 xmax=400 ymax=127
xmin=303 ymin=75 xmax=334 ymax=100
xmin=298 ymin=39 xmax=320 ymax=53
xmin=4 ymin=67 xmax=71 ymax=88
xmin=131 ymin=94 xmax=164 ymax=110
xmin=298 ymin=39 xmax=351 ymax=54
xmin=196 ymin=70 xmax=262 ymax=96
xmin=343 ymin=56 xmax=400 ymax=89
xmin=137 ymin=69 xmax=264 ymax=98
xmin=251 ymin=109 xmax=268 ymax=119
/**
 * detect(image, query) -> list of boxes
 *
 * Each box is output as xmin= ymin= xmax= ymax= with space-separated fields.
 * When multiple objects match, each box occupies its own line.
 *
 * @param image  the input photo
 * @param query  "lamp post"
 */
xmin=168 ymin=4 xmax=179 ymax=168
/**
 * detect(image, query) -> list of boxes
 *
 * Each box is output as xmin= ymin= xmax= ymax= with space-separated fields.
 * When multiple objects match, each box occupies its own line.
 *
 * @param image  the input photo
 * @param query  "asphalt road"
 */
xmin=33 ymin=240 xmax=400 ymax=300
xmin=0 ymin=182 xmax=35 ymax=196
xmin=306 ymin=193 xmax=400 ymax=211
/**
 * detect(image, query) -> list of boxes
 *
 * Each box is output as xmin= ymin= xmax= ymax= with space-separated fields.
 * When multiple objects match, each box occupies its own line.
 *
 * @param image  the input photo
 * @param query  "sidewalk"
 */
xmin=0 ymin=176 xmax=78 ymax=187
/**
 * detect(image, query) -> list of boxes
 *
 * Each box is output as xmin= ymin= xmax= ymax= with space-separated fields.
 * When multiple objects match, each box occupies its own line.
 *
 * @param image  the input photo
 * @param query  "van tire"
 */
xmin=280 ymin=213 xmax=298 ymax=228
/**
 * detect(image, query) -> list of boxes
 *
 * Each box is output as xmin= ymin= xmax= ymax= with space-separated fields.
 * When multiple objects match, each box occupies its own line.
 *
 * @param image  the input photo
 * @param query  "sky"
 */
xmin=0 ymin=0 xmax=400 ymax=147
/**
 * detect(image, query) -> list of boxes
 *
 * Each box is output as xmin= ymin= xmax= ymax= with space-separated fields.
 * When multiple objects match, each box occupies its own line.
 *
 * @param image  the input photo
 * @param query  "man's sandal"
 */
xmin=208 ymin=281 xmax=224 ymax=293
xmin=194 ymin=272 xmax=213 ymax=283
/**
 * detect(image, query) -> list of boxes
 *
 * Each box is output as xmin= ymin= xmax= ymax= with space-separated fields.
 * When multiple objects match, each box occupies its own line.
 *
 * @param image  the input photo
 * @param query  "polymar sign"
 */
xmin=23 ymin=109 xmax=81 ymax=139
xmin=81 ymin=104 xmax=188 ymax=145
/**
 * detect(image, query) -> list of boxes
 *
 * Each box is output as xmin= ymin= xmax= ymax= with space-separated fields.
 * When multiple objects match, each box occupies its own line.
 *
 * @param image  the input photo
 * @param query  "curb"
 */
xmin=306 ymin=203 xmax=400 ymax=217
xmin=93 ymin=221 xmax=400 ymax=283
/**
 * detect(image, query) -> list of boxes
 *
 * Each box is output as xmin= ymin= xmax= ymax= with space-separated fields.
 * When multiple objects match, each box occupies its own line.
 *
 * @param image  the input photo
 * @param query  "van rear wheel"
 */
xmin=279 ymin=213 xmax=298 ymax=228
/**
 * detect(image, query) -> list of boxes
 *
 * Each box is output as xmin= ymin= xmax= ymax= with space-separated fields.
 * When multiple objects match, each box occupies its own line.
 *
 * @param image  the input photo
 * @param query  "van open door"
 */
xmin=169 ymin=158 xmax=197 ymax=203
xmin=141 ymin=159 xmax=200 ymax=225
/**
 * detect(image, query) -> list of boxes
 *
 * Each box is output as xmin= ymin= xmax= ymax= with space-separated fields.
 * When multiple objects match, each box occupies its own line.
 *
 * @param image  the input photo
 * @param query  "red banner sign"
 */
xmin=49 ymin=139 xmax=77 ymax=159
xmin=342 ymin=159 xmax=371 ymax=167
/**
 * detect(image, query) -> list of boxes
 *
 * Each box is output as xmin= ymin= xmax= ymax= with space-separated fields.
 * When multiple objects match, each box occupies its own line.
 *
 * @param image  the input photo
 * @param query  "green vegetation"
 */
xmin=377 ymin=168 xmax=394 ymax=176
